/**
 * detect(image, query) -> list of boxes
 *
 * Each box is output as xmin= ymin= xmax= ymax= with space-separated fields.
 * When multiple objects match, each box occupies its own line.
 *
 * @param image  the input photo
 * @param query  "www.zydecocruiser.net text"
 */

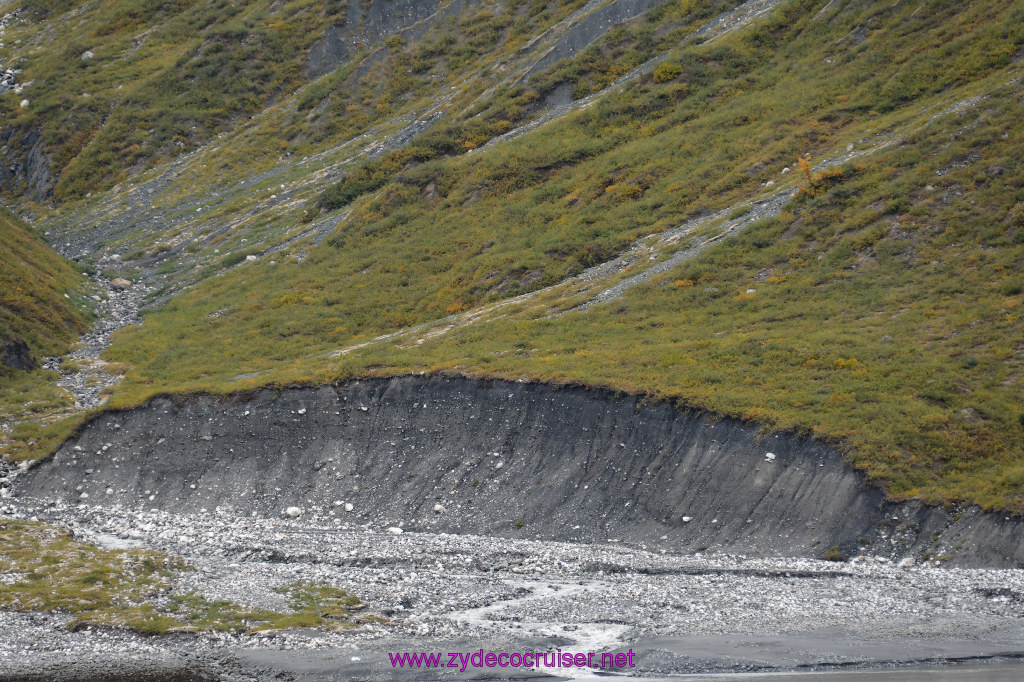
xmin=389 ymin=648 xmax=637 ymax=671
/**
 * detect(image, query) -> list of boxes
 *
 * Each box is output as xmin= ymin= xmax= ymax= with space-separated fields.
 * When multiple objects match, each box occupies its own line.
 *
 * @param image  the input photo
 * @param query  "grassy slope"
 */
xmin=6 ymin=0 xmax=344 ymax=199
xmin=0 ymin=207 xmax=93 ymax=461
xmin=8 ymin=0 xmax=1024 ymax=510
xmin=0 ymin=207 xmax=89 ymax=358
xmin=3 ymin=0 xmax=595 ymax=202
xmin=9 ymin=0 xmax=607 ymax=301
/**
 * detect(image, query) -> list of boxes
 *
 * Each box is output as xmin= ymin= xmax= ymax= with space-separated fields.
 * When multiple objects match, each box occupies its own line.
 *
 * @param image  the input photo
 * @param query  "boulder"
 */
xmin=110 ymin=277 xmax=132 ymax=291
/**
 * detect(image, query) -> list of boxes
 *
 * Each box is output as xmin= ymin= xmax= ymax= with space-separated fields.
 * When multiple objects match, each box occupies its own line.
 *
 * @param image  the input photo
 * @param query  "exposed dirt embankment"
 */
xmin=16 ymin=376 xmax=1024 ymax=566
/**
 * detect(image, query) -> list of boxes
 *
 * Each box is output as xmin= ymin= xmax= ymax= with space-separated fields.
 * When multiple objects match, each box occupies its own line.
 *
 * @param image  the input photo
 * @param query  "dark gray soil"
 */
xmin=15 ymin=375 xmax=1024 ymax=567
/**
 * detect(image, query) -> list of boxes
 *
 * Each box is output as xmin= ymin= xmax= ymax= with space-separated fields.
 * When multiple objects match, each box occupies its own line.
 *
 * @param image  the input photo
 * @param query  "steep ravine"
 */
xmin=16 ymin=376 xmax=1024 ymax=567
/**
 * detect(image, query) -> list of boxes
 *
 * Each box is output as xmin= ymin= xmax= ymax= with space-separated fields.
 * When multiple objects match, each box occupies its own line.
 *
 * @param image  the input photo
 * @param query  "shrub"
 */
xmin=653 ymin=62 xmax=683 ymax=83
xmin=823 ymin=546 xmax=847 ymax=562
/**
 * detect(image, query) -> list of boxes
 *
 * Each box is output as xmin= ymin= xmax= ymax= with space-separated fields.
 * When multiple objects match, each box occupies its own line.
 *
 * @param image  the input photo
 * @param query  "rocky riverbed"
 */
xmin=2 ymin=494 xmax=1024 ymax=681
xmin=42 ymin=268 xmax=151 ymax=412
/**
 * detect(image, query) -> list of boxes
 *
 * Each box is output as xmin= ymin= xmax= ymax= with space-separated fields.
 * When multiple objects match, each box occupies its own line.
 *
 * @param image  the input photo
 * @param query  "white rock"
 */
xmin=898 ymin=557 xmax=915 ymax=568
xmin=746 ymin=288 xmax=757 ymax=294
xmin=79 ymin=492 xmax=89 ymax=499
xmin=19 ymin=99 xmax=28 ymax=108
xmin=682 ymin=516 xmax=691 ymax=523
xmin=81 ymin=50 xmax=94 ymax=60
xmin=781 ymin=166 xmax=790 ymax=173
xmin=765 ymin=452 xmax=776 ymax=461
xmin=433 ymin=504 xmax=445 ymax=513
xmin=387 ymin=526 xmax=404 ymax=535
xmin=297 ymin=407 xmax=306 ymax=415
xmin=105 ymin=488 xmax=113 ymax=496
xmin=246 ymin=255 xmax=257 ymax=262
xmin=345 ymin=503 xmax=354 ymax=512
xmin=284 ymin=506 xmax=303 ymax=518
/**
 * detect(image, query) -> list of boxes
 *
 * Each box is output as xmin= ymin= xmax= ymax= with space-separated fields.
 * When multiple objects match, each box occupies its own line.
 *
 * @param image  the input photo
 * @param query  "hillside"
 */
xmin=0 ymin=208 xmax=88 ymax=363
xmin=0 ymin=0 xmax=1022 ymax=515
xmin=0 ymin=206 xmax=91 ymax=455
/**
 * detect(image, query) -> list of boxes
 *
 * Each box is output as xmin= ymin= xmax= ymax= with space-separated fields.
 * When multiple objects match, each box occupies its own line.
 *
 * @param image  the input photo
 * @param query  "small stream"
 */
xmin=448 ymin=578 xmax=632 ymax=678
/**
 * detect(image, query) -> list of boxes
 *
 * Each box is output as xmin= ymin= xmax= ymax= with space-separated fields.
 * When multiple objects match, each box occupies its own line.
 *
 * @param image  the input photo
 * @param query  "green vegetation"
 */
xmin=0 ymin=207 xmax=90 ymax=363
xmin=0 ymin=208 xmax=92 ymax=461
xmin=1 ymin=0 xmax=597 ymax=201
xmin=0 ymin=520 xmax=370 ymax=634
xmin=1 ymin=0 xmax=1021 ymax=517
xmin=5 ymin=0 xmax=347 ymax=199
xmin=311 ymin=0 xmax=744 ymax=216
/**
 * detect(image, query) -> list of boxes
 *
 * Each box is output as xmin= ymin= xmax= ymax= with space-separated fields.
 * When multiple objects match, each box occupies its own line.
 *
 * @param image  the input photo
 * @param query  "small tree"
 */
xmin=796 ymin=156 xmax=844 ymax=197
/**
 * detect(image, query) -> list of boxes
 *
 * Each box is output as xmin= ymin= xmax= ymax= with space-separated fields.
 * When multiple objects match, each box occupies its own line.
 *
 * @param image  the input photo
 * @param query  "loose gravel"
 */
xmin=2 ymin=496 xmax=1023 ymax=680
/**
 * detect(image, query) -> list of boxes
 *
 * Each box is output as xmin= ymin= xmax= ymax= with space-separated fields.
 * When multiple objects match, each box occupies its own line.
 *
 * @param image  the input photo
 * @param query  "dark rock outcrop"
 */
xmin=0 ymin=127 xmax=56 ymax=201
xmin=0 ymin=335 xmax=36 ymax=371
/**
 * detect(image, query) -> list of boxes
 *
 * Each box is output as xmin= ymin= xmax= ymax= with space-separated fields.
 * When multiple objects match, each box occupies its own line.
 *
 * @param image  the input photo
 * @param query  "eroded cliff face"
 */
xmin=16 ymin=376 xmax=1024 ymax=566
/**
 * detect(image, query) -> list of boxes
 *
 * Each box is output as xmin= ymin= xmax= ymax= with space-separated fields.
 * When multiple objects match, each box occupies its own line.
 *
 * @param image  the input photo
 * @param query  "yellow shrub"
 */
xmin=653 ymin=63 xmax=683 ymax=83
